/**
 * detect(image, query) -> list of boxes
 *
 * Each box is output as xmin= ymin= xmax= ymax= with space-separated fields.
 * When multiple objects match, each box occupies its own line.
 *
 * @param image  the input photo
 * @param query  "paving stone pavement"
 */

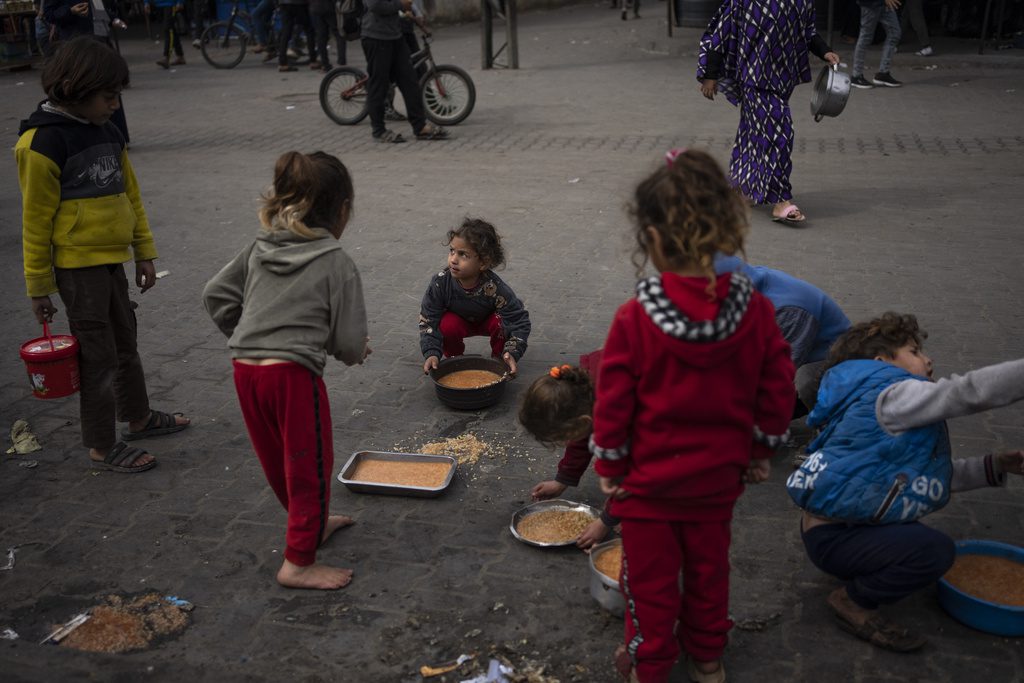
xmin=1 ymin=4 xmax=1024 ymax=681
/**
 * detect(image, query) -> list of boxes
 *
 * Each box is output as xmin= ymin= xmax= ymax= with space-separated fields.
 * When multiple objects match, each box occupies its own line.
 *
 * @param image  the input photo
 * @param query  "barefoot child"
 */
xmin=419 ymin=218 xmax=531 ymax=376
xmin=203 ymin=151 xmax=369 ymax=591
xmin=787 ymin=313 xmax=1024 ymax=652
xmin=590 ymin=150 xmax=795 ymax=683
xmin=16 ymin=36 xmax=189 ymax=474
xmin=519 ymin=351 xmax=616 ymax=550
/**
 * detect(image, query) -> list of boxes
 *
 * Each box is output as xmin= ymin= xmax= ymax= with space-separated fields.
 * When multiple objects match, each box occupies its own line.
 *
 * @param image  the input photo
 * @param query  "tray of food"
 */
xmin=509 ymin=499 xmax=601 ymax=547
xmin=337 ymin=451 xmax=457 ymax=498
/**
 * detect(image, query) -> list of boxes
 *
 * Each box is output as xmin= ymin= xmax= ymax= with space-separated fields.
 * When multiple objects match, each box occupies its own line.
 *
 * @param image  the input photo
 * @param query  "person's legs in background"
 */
xmin=874 ymin=6 xmax=903 ymax=81
xmin=252 ymin=0 xmax=276 ymax=55
xmin=278 ymin=4 xmax=298 ymax=70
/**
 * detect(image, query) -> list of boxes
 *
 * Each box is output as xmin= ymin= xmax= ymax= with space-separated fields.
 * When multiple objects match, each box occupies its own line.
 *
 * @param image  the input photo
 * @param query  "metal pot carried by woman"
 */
xmin=811 ymin=63 xmax=851 ymax=122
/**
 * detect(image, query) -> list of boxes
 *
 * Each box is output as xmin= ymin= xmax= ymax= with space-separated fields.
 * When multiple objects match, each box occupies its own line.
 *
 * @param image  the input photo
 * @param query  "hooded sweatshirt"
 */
xmin=16 ymin=103 xmax=156 ymax=297
xmin=202 ymin=228 xmax=367 ymax=376
xmin=591 ymin=272 xmax=796 ymax=521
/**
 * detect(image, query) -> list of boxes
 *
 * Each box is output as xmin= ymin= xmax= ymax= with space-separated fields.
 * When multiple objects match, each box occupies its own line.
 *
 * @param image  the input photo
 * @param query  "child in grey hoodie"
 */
xmin=203 ymin=151 xmax=369 ymax=591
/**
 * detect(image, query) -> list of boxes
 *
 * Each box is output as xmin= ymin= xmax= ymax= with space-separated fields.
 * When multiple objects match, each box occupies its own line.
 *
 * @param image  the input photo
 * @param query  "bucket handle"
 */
xmin=42 ymin=320 xmax=55 ymax=352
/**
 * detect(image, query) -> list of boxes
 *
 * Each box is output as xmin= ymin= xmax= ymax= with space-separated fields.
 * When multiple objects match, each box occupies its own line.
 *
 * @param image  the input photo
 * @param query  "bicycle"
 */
xmin=199 ymin=0 xmax=282 ymax=69
xmin=319 ymin=28 xmax=476 ymax=127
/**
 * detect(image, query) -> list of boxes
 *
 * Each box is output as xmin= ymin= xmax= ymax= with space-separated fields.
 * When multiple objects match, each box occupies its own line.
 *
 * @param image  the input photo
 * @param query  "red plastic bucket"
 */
xmin=20 ymin=321 xmax=80 ymax=399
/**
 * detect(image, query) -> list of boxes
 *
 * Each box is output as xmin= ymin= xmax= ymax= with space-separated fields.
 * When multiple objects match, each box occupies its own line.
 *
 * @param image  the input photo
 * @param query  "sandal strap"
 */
xmin=105 ymin=442 xmax=147 ymax=466
xmin=142 ymin=410 xmax=179 ymax=431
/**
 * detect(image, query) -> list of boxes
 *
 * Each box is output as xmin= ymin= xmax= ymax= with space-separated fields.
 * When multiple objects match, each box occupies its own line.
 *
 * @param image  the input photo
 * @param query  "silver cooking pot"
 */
xmin=810 ymin=63 xmax=851 ymax=123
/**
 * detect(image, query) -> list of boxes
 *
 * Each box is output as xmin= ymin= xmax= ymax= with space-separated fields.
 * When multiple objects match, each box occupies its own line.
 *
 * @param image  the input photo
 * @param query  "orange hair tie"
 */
xmin=549 ymin=364 xmax=573 ymax=379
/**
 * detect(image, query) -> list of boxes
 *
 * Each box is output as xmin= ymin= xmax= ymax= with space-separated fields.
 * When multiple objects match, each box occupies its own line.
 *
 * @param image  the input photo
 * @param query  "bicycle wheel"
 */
xmin=319 ymin=66 xmax=369 ymax=125
xmin=201 ymin=21 xmax=247 ymax=69
xmin=421 ymin=65 xmax=476 ymax=126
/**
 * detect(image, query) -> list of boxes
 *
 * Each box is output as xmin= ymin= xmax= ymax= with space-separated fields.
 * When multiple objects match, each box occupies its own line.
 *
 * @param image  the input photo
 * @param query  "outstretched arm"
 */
xmin=878 ymin=359 xmax=1024 ymax=434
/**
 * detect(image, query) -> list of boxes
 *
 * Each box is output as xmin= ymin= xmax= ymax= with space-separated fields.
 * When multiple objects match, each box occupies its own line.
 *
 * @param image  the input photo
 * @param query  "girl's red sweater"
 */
xmin=592 ymin=272 xmax=795 ymax=521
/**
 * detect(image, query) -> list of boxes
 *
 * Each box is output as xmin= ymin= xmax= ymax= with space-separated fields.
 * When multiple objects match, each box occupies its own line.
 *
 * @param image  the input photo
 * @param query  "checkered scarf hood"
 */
xmin=636 ymin=271 xmax=754 ymax=343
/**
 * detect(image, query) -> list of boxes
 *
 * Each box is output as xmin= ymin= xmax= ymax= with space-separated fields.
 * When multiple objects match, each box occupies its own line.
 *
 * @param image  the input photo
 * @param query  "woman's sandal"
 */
xmin=415 ymin=124 xmax=450 ymax=140
xmin=375 ymin=129 xmax=406 ymax=143
xmin=121 ymin=410 xmax=189 ymax=441
xmin=833 ymin=610 xmax=927 ymax=652
xmin=771 ymin=203 xmax=806 ymax=224
xmin=92 ymin=442 xmax=156 ymax=473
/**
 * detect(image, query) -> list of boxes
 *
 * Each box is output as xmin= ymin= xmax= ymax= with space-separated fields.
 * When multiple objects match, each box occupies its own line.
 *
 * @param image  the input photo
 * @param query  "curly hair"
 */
xmin=827 ymin=312 xmax=927 ymax=369
xmin=259 ymin=151 xmax=353 ymax=239
xmin=518 ymin=365 xmax=594 ymax=445
xmin=447 ymin=218 xmax=505 ymax=269
xmin=629 ymin=149 xmax=748 ymax=296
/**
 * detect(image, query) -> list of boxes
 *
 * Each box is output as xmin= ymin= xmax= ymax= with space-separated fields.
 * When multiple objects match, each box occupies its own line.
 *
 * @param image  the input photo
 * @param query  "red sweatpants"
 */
xmin=233 ymin=361 xmax=334 ymax=567
xmin=619 ymin=518 xmax=733 ymax=683
xmin=439 ymin=311 xmax=504 ymax=358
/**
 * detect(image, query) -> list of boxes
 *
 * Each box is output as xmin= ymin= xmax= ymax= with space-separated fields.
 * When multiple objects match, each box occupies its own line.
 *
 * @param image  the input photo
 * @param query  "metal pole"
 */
xmin=667 ymin=0 xmax=673 ymax=38
xmin=481 ymin=0 xmax=492 ymax=69
xmin=506 ymin=0 xmax=518 ymax=69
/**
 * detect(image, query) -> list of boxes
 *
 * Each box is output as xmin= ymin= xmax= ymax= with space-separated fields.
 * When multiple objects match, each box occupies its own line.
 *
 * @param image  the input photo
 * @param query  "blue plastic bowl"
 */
xmin=937 ymin=539 xmax=1024 ymax=636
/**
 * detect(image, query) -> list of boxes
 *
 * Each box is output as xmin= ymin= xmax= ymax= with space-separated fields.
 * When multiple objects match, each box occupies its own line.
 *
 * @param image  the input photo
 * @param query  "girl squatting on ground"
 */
xmin=518 ymin=352 xmax=619 ymax=550
xmin=16 ymin=37 xmax=189 ymax=474
xmin=203 ymin=151 xmax=370 ymax=591
xmin=787 ymin=313 xmax=1024 ymax=651
xmin=589 ymin=150 xmax=796 ymax=683
xmin=419 ymin=218 xmax=531 ymax=376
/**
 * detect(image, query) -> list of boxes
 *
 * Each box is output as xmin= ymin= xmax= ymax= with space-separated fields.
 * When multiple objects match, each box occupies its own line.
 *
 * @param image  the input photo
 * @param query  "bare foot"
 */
xmin=321 ymin=515 xmax=355 ymax=544
xmin=693 ymin=659 xmax=722 ymax=674
xmin=827 ymin=585 xmax=872 ymax=625
xmin=277 ymin=559 xmax=353 ymax=590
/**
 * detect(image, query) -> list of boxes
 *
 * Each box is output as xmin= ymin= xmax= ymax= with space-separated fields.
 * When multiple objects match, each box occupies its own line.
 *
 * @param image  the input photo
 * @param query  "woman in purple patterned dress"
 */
xmin=697 ymin=0 xmax=839 ymax=224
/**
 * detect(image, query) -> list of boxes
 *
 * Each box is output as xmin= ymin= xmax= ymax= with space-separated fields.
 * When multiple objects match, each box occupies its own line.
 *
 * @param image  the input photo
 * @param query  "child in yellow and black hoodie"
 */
xmin=16 ymin=36 xmax=189 ymax=474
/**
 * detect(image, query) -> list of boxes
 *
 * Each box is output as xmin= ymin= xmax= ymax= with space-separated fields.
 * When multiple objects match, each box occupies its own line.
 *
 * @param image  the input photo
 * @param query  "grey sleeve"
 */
xmin=495 ymin=281 xmax=531 ymax=361
xmin=202 ymin=245 xmax=253 ymax=339
xmin=951 ymin=454 xmax=1005 ymax=492
xmin=327 ymin=265 xmax=368 ymax=366
xmin=876 ymin=359 xmax=1024 ymax=435
xmin=366 ymin=0 xmax=402 ymax=15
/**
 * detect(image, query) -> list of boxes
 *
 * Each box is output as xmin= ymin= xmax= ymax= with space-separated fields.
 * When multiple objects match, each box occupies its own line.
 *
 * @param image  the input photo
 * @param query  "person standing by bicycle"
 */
xmin=309 ymin=0 xmax=344 ymax=72
xmin=145 ymin=0 xmax=187 ymax=68
xmin=277 ymin=0 xmax=313 ymax=71
xmin=361 ymin=0 xmax=447 ymax=142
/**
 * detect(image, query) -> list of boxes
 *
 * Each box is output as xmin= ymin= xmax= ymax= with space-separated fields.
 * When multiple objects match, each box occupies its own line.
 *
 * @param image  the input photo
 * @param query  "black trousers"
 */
xmin=362 ymin=36 xmax=425 ymax=137
xmin=159 ymin=6 xmax=184 ymax=58
xmin=55 ymin=264 xmax=151 ymax=450
xmin=278 ymin=4 xmax=313 ymax=66
xmin=310 ymin=6 xmax=344 ymax=67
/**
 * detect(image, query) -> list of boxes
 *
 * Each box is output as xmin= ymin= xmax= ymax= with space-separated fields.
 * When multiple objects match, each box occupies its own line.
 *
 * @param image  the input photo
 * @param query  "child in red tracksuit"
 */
xmin=203 ymin=151 xmax=370 ymax=591
xmin=591 ymin=150 xmax=795 ymax=683
xmin=518 ymin=350 xmax=616 ymax=550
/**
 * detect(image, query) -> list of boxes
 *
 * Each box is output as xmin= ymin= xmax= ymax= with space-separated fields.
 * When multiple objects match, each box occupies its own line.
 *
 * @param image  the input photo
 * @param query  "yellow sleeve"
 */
xmin=122 ymin=150 xmax=158 ymax=262
xmin=16 ymin=130 xmax=60 ymax=298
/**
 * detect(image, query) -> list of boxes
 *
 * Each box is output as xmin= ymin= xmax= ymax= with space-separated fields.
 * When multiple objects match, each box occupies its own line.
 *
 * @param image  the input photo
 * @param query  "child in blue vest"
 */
xmin=787 ymin=312 xmax=1024 ymax=652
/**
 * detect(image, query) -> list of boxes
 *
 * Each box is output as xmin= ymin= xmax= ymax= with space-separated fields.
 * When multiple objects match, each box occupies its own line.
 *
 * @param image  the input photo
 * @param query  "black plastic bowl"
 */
xmin=430 ymin=355 xmax=508 ymax=410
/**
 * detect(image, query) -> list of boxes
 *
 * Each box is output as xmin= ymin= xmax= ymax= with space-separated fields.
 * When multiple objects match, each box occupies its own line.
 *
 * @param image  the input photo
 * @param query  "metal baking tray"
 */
xmin=509 ymin=499 xmax=602 ymax=547
xmin=337 ymin=451 xmax=457 ymax=498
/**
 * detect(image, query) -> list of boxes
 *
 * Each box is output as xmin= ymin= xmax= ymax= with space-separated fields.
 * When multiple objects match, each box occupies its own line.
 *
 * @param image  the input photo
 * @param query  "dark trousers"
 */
xmin=310 ymin=5 xmax=344 ymax=67
xmin=278 ymin=4 xmax=312 ymax=66
xmin=159 ymin=7 xmax=184 ymax=58
xmin=401 ymin=30 xmax=425 ymax=78
xmin=362 ymin=36 xmax=425 ymax=137
xmin=801 ymin=521 xmax=956 ymax=609
xmin=233 ymin=361 xmax=333 ymax=567
xmin=54 ymin=264 xmax=150 ymax=450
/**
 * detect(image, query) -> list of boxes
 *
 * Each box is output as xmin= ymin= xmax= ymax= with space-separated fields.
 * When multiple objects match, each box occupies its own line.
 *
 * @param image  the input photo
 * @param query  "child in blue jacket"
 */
xmin=787 ymin=312 xmax=1024 ymax=652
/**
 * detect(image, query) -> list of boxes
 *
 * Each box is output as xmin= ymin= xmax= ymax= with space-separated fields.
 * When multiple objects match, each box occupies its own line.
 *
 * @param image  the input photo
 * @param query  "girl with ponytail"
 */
xmin=203 ymin=151 xmax=370 ymax=591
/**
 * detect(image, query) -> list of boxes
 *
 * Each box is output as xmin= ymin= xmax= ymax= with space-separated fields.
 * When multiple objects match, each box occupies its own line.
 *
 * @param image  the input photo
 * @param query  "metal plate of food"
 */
xmin=509 ymin=499 xmax=601 ymax=547
xmin=337 ymin=451 xmax=457 ymax=498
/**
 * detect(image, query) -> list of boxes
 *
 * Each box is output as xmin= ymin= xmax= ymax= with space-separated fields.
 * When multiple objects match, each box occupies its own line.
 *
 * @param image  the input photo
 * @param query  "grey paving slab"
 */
xmin=1 ymin=3 xmax=1024 ymax=681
